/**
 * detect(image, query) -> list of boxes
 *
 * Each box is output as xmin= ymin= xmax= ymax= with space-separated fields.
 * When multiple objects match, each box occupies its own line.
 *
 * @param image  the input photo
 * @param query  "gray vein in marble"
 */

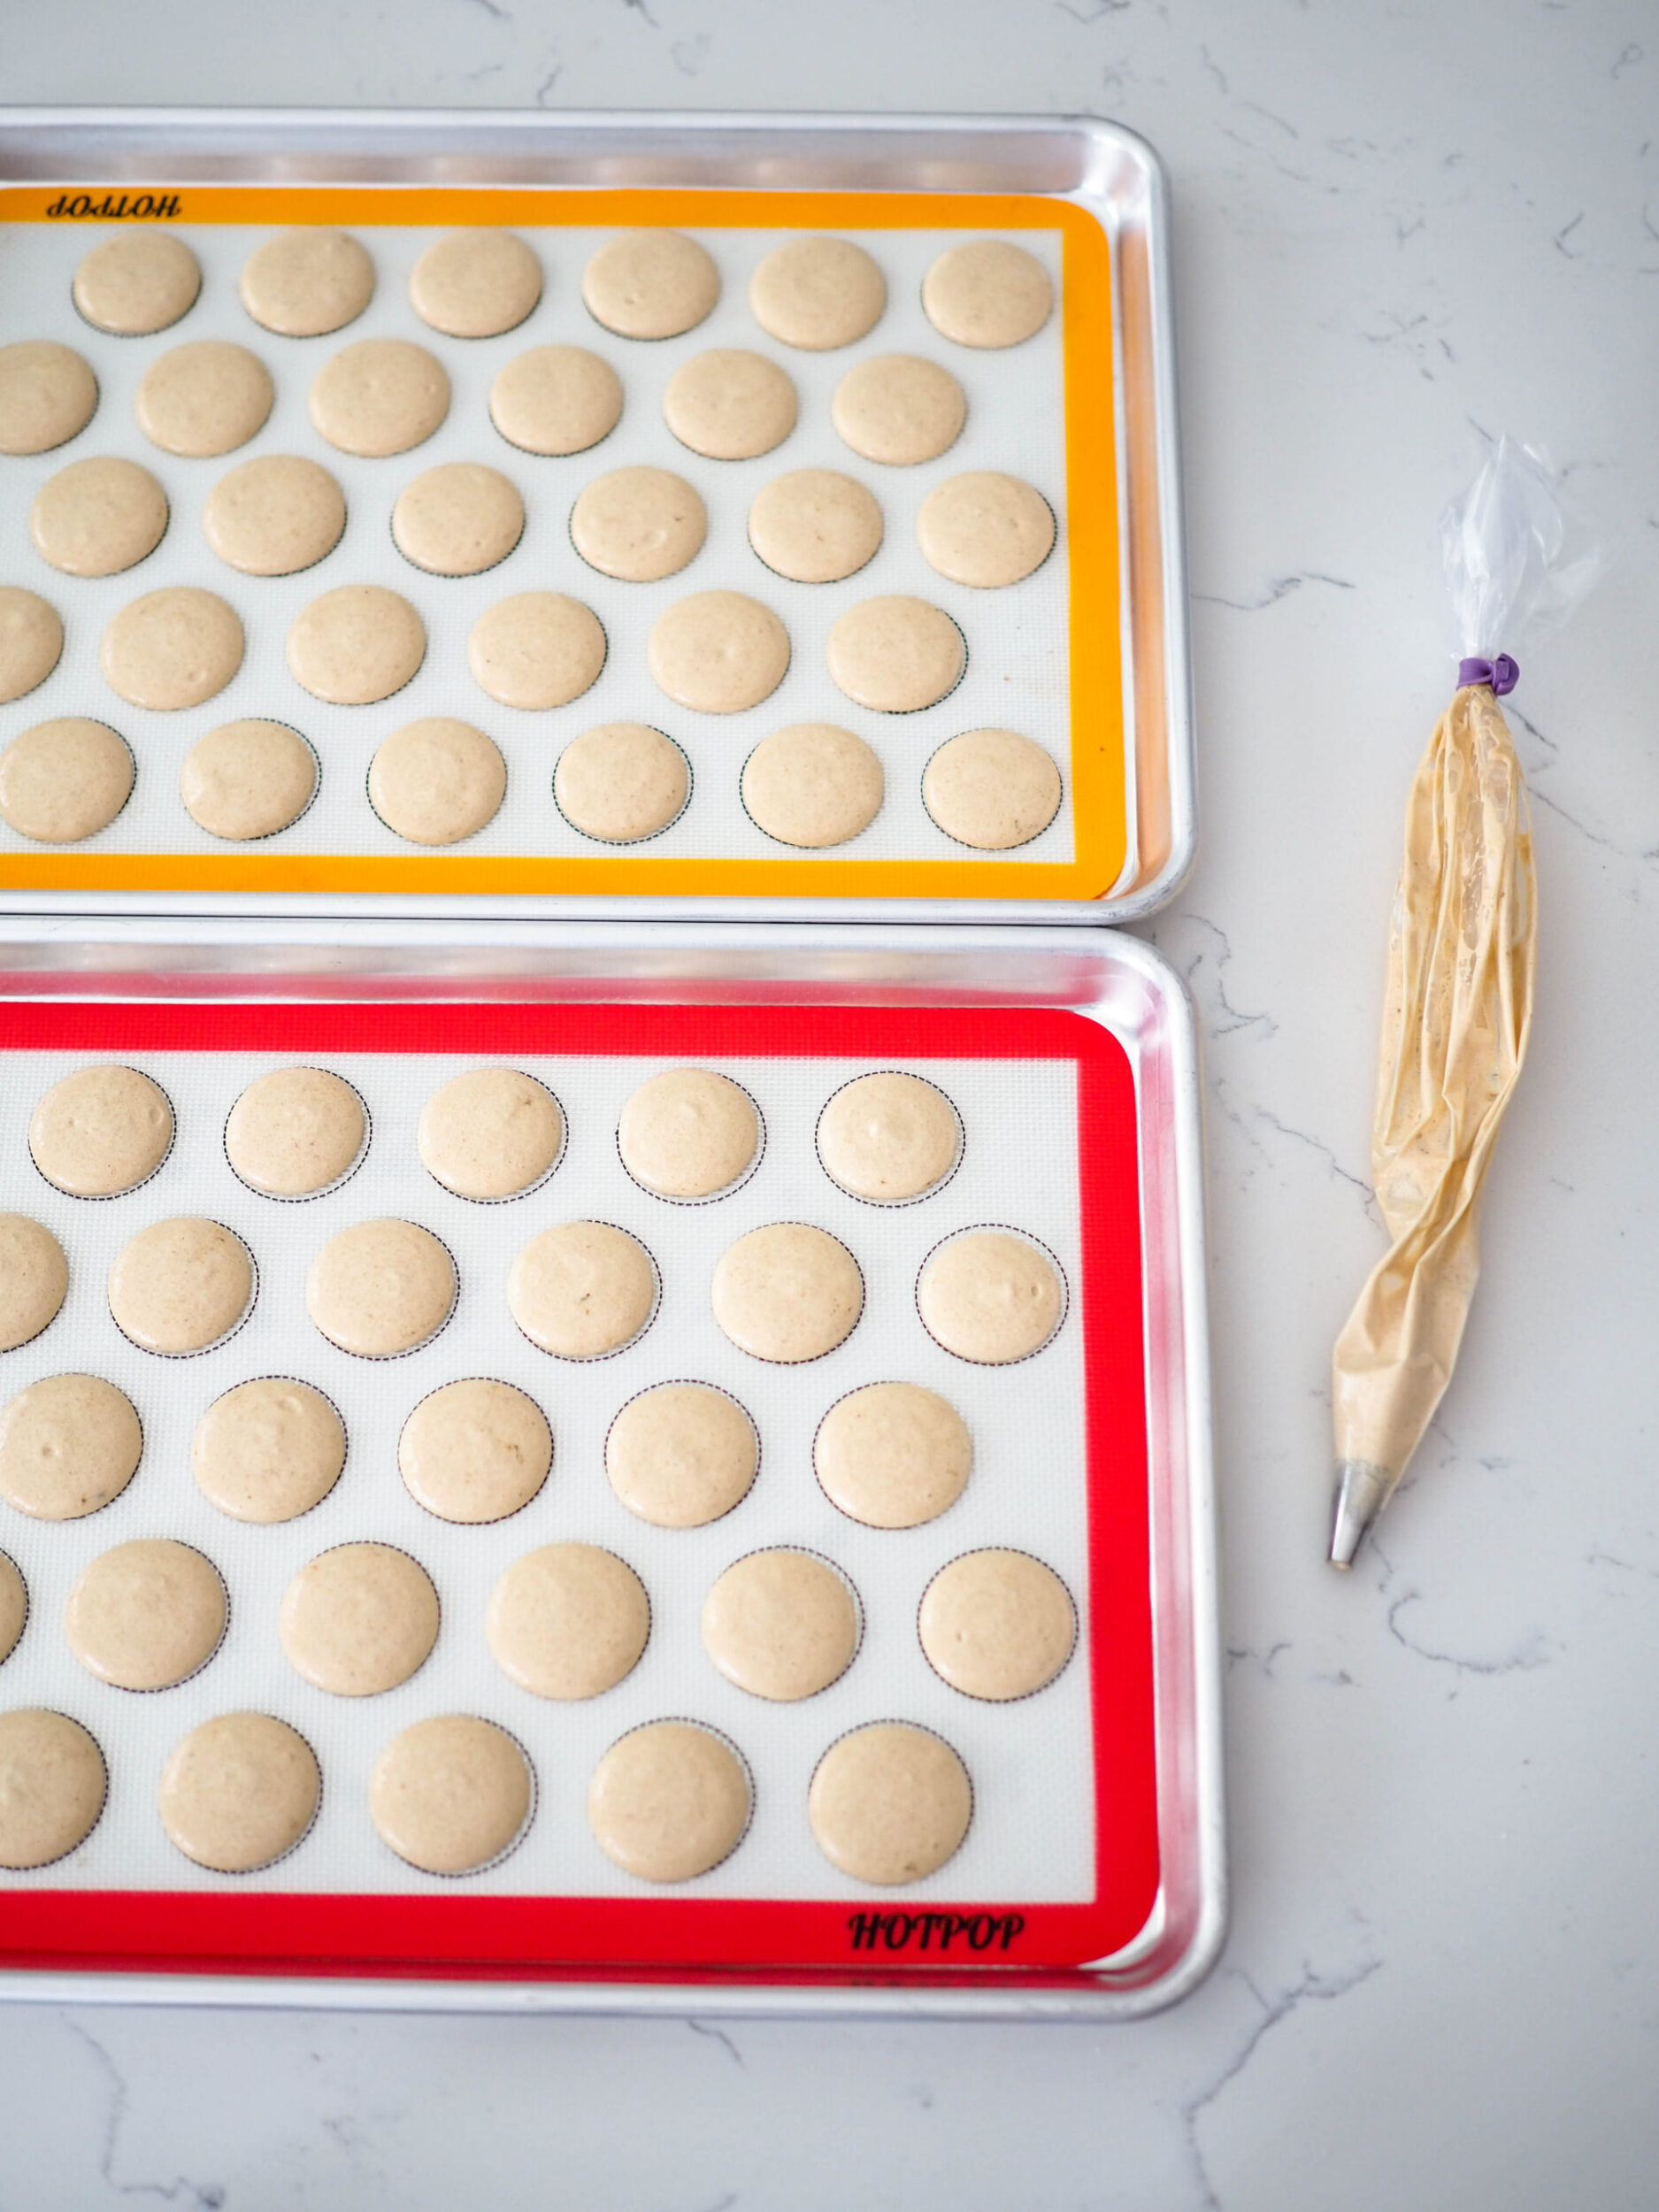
xmin=1555 ymin=212 xmax=1587 ymax=257
xmin=1150 ymin=914 xmax=1279 ymax=1040
xmin=1250 ymin=1107 xmax=1380 ymax=1218
xmin=687 ymin=2018 xmax=746 ymax=2068
xmin=535 ymin=60 xmax=562 ymax=104
xmin=619 ymin=0 xmax=659 ymax=25
xmin=1217 ymin=124 xmax=1318 ymax=191
xmin=1360 ymin=304 xmax=1455 ymax=380
xmin=1386 ymin=1591 xmax=1555 ymax=1678
xmin=1180 ymin=1958 xmax=1384 ymax=2209
xmin=1192 ymin=572 xmax=1356 ymax=611
xmin=1586 ymin=1543 xmax=1659 ymax=1580
xmin=672 ymin=34 xmax=712 ymax=73
xmin=67 ymin=2021 xmax=228 ymax=2208
xmin=460 ymin=0 xmax=511 ymax=19
xmin=1055 ymin=0 xmax=1133 ymax=22
xmin=1226 ymin=1639 xmax=1292 ymax=1678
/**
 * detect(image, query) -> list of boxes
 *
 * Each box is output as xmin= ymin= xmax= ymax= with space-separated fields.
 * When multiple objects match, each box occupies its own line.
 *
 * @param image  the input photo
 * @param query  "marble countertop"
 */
xmin=4 ymin=3 xmax=1656 ymax=2205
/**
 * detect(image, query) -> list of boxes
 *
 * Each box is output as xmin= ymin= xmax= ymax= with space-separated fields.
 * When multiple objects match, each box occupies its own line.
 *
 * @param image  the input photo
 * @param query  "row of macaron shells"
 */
xmin=22 ymin=446 xmax=1052 ymax=590
xmin=24 ymin=222 xmax=1052 ymax=359
xmin=0 ymin=1695 xmax=999 ymax=1889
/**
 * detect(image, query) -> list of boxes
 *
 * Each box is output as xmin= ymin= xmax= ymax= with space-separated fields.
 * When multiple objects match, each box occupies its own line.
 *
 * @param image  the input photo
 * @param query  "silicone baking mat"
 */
xmin=0 ymin=998 xmax=1155 ymax=1982
xmin=0 ymin=186 xmax=1125 ymax=909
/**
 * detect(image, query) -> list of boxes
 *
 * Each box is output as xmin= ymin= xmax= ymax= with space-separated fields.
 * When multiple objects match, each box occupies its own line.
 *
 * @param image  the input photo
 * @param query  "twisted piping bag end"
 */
xmin=1329 ymin=1460 xmax=1396 ymax=1571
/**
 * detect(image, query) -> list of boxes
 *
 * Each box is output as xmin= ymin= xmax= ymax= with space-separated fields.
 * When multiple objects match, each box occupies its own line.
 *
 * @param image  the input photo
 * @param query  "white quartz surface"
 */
xmin=3 ymin=2 xmax=1657 ymax=2205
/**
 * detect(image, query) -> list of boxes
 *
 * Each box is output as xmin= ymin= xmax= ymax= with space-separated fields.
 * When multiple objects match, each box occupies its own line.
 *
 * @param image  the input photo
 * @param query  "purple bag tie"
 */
xmin=1458 ymin=653 xmax=1519 ymax=695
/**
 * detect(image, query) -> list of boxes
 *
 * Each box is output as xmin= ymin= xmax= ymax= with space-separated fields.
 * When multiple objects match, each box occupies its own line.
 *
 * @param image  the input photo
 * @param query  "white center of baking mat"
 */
xmin=0 ymin=219 xmax=1075 ymax=871
xmin=0 ymin=1043 xmax=1096 ymax=1903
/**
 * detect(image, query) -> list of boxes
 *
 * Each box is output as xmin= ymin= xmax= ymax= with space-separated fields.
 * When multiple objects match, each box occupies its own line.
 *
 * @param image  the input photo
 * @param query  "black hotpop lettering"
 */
xmin=846 ymin=1909 xmax=1026 ymax=1954
xmin=44 ymin=193 xmax=182 ymax=219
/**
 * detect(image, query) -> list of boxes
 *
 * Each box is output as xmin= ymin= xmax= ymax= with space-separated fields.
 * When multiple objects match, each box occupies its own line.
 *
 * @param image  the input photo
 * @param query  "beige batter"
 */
xmin=711 ymin=1222 xmax=863 ymax=1363
xmin=749 ymin=469 xmax=884 ymax=585
xmin=225 ymin=1065 xmax=365 ymax=1196
xmin=487 ymin=1541 xmax=650 ymax=1700
xmin=0 ymin=1709 xmax=105 ymax=1870
xmin=309 ymin=338 xmax=450 ymax=457
xmin=618 ymin=1068 xmax=759 ymax=1200
xmin=65 ymin=1537 xmax=226 ymax=1692
xmin=605 ymin=1381 xmax=757 ymax=1528
xmin=287 ymin=585 xmax=426 ymax=704
xmin=923 ymin=727 xmax=1062 ymax=850
xmin=826 ymin=596 xmax=964 ymax=714
xmin=73 ymin=231 xmax=200 ymax=336
xmin=663 ymin=349 xmax=797 ymax=461
xmin=1330 ymin=683 xmax=1539 ymax=1561
xmin=158 ymin=1711 xmax=320 ymax=1873
xmin=918 ymin=1548 xmax=1075 ymax=1701
xmin=28 ymin=1062 xmax=173 ymax=1197
xmin=0 ymin=1549 xmax=25 ymax=1665
xmin=241 ymin=227 xmax=375 ymax=337
xmin=203 ymin=454 xmax=347 ymax=577
xmin=648 ymin=591 xmax=790 ymax=715
xmin=808 ymin=1722 xmax=972 ymax=1885
xmin=0 ymin=587 xmax=64 ymax=704
xmin=370 ymin=1714 xmax=532 ymax=1876
xmin=192 ymin=1376 xmax=346 ymax=1524
xmin=587 ymin=1719 xmax=749 ymax=1883
xmin=109 ymin=1217 xmax=254 ymax=1356
xmin=398 ymin=1377 xmax=552 ymax=1524
xmin=818 ymin=1071 xmax=960 ymax=1202
xmin=832 ymin=353 xmax=965 ymax=467
xmin=419 ymin=1066 xmax=564 ymax=1201
xmin=102 ymin=587 xmax=244 ymax=712
xmin=280 ymin=1541 xmax=440 ymax=1696
xmin=923 ymin=239 xmax=1053 ymax=349
xmin=135 ymin=341 xmax=273 ymax=457
xmin=0 ymin=1372 xmax=142 ymax=1521
xmin=508 ymin=1220 xmax=657 ymax=1360
xmin=741 ymin=723 xmax=883 ymax=849
xmin=181 ymin=718 xmax=319 ymax=841
xmin=749 ymin=236 xmax=886 ymax=351
xmin=0 ymin=718 xmax=134 ymax=843
xmin=583 ymin=230 xmax=720 ymax=341
xmin=489 ymin=345 xmax=623 ymax=457
xmin=702 ymin=1548 xmax=859 ymax=1701
xmin=813 ymin=1379 xmax=972 ymax=1530
xmin=918 ymin=472 xmax=1055 ymax=588
xmin=0 ymin=339 xmax=98 ymax=456
xmin=31 ymin=455 xmax=167 ymax=577
xmin=468 ymin=592 xmax=607 ymax=711
xmin=918 ymin=1229 xmax=1064 ymax=1364
xmin=411 ymin=228 xmax=541 ymax=338
xmin=392 ymin=463 xmax=525 ymax=577
xmin=570 ymin=465 xmax=707 ymax=583
xmin=554 ymin=722 xmax=689 ymax=844
xmin=306 ymin=1217 xmax=455 ymax=1358
xmin=0 ymin=1216 xmax=69 ymax=1354
xmin=368 ymin=718 xmax=507 ymax=846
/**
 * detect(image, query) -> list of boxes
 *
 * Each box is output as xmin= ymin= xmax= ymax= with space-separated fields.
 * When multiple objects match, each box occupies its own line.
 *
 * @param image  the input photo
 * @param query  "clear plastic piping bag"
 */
xmin=1328 ymin=439 xmax=1602 ymax=1568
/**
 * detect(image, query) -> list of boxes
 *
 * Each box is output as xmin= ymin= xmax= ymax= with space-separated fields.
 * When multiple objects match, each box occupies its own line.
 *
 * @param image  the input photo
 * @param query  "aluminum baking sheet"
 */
xmin=0 ymin=110 xmax=1192 ymax=928
xmin=0 ymin=923 xmax=1219 ymax=2019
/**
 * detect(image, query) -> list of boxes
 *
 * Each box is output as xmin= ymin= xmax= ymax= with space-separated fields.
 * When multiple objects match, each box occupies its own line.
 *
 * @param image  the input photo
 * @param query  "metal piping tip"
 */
xmin=1328 ymin=1460 xmax=1395 ymax=1570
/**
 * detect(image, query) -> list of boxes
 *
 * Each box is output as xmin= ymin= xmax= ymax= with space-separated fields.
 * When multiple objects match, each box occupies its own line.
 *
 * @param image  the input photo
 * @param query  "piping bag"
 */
xmin=1328 ymin=439 xmax=1601 ymax=1568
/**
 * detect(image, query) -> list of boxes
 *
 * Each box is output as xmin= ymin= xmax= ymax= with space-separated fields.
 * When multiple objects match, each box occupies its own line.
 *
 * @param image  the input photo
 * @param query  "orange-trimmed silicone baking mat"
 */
xmin=0 ymin=186 xmax=1125 ymax=905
